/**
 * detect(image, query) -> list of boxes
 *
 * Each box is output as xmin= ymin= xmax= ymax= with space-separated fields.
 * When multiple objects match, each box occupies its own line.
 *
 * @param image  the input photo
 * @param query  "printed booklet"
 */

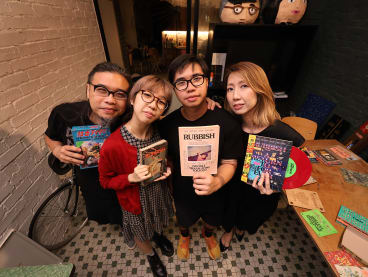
xmin=139 ymin=139 xmax=168 ymax=186
xmin=301 ymin=209 xmax=338 ymax=237
xmin=312 ymin=149 xmax=342 ymax=166
xmin=71 ymin=125 xmax=111 ymax=169
xmin=178 ymin=125 xmax=220 ymax=176
xmin=241 ymin=135 xmax=292 ymax=191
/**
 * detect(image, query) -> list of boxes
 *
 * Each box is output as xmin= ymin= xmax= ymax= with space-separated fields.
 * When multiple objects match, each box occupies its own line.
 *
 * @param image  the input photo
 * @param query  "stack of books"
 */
xmin=337 ymin=206 xmax=368 ymax=265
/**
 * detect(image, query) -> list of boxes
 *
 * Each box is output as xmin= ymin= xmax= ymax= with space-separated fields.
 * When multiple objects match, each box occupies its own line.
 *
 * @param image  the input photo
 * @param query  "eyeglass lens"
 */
xmin=93 ymin=85 xmax=128 ymax=99
xmin=140 ymin=90 xmax=167 ymax=110
xmin=174 ymin=75 xmax=205 ymax=90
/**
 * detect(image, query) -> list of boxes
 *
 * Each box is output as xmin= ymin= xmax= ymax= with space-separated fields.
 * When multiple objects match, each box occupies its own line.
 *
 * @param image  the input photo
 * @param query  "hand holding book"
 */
xmin=192 ymin=172 xmax=223 ymax=196
xmin=128 ymin=164 xmax=152 ymax=183
xmin=251 ymin=172 xmax=275 ymax=195
xmin=52 ymin=144 xmax=85 ymax=166
xmin=152 ymin=167 xmax=171 ymax=182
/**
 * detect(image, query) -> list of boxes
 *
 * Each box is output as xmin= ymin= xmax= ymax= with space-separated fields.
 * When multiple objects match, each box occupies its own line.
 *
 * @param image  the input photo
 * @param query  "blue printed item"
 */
xmin=71 ymin=125 xmax=110 ymax=169
xmin=336 ymin=205 xmax=368 ymax=235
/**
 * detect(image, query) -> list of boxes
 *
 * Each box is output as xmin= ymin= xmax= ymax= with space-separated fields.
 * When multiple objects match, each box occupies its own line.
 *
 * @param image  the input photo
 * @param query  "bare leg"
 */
xmin=235 ymin=228 xmax=244 ymax=237
xmin=134 ymin=237 xmax=153 ymax=254
xmin=137 ymin=237 xmax=168 ymax=276
xmin=179 ymin=227 xmax=190 ymax=236
xmin=203 ymin=222 xmax=215 ymax=235
xmin=221 ymin=228 xmax=234 ymax=247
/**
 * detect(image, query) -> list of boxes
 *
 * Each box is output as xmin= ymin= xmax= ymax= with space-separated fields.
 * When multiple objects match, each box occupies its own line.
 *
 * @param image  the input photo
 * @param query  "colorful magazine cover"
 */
xmin=139 ymin=139 xmax=168 ymax=186
xmin=312 ymin=149 xmax=342 ymax=166
xmin=242 ymin=135 xmax=292 ymax=191
xmin=324 ymin=250 xmax=362 ymax=268
xmin=178 ymin=125 xmax=220 ymax=176
xmin=329 ymin=145 xmax=360 ymax=161
xmin=71 ymin=125 xmax=110 ymax=169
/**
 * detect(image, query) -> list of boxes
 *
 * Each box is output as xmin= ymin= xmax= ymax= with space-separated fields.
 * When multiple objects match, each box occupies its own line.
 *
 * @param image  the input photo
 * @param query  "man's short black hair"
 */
xmin=168 ymin=54 xmax=209 ymax=84
xmin=87 ymin=62 xmax=131 ymax=88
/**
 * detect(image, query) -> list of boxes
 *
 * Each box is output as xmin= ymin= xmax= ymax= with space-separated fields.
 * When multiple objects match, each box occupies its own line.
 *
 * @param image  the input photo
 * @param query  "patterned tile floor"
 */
xmin=54 ymin=209 xmax=334 ymax=277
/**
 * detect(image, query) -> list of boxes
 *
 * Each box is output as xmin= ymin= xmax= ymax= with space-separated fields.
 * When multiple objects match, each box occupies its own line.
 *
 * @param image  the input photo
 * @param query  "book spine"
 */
xmin=241 ymin=134 xmax=256 ymax=183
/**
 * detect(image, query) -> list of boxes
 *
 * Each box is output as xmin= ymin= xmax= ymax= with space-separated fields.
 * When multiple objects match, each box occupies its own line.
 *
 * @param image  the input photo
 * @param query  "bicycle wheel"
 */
xmin=28 ymin=180 xmax=88 ymax=250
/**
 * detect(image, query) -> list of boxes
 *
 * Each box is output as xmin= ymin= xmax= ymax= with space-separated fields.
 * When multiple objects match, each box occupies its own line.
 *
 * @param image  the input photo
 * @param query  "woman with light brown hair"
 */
xmin=219 ymin=61 xmax=305 ymax=252
xmin=99 ymin=75 xmax=174 ymax=277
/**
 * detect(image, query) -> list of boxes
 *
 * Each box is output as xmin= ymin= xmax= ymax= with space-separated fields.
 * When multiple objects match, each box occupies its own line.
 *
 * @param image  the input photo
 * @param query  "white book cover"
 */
xmin=178 ymin=125 xmax=220 ymax=176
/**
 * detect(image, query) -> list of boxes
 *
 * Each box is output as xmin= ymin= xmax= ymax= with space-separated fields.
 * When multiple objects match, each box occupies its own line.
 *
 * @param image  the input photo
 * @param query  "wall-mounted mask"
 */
xmin=275 ymin=0 xmax=307 ymax=24
xmin=261 ymin=0 xmax=307 ymax=24
xmin=220 ymin=0 xmax=261 ymax=24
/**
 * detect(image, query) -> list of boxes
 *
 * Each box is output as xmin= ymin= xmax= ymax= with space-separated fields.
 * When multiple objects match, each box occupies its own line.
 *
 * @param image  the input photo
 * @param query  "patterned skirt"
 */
xmin=120 ymin=125 xmax=174 ymax=243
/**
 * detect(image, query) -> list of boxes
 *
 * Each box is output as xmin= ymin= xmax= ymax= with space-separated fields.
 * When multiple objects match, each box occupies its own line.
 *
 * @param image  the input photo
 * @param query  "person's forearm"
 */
xmin=44 ymin=134 xmax=62 ymax=153
xmin=214 ymin=160 xmax=237 ymax=189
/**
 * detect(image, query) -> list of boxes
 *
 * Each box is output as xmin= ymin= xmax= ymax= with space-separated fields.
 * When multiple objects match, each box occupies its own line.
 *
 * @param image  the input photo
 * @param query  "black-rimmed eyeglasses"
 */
xmin=173 ymin=74 xmax=206 ymax=91
xmin=88 ymin=83 xmax=128 ymax=100
xmin=138 ymin=90 xmax=168 ymax=110
xmin=223 ymin=4 xmax=259 ymax=16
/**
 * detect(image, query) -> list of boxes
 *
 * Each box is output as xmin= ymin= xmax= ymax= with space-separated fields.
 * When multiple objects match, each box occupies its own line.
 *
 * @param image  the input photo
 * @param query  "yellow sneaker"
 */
xmin=202 ymin=228 xmax=221 ymax=260
xmin=177 ymin=234 xmax=190 ymax=261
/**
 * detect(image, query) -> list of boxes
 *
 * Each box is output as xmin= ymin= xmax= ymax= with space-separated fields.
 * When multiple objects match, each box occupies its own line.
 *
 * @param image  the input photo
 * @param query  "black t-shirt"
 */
xmin=158 ymin=107 xmax=243 ymax=208
xmin=253 ymin=120 xmax=305 ymax=146
xmin=45 ymin=101 xmax=122 ymax=225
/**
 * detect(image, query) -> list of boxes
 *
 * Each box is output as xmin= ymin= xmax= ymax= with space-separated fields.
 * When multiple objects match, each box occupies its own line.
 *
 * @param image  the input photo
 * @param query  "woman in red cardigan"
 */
xmin=99 ymin=75 xmax=173 ymax=277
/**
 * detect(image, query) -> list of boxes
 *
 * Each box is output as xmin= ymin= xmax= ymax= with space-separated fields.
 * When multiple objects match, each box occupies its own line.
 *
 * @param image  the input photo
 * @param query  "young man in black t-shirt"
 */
xmin=158 ymin=55 xmax=243 ymax=260
xmin=45 ymin=62 xmax=130 ymax=225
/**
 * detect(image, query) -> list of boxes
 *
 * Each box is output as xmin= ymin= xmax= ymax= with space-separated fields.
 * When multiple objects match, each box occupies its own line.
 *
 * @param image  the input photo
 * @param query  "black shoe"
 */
xmin=235 ymin=231 xmax=244 ymax=242
xmin=219 ymin=236 xmax=230 ymax=252
xmin=147 ymin=249 xmax=167 ymax=277
xmin=152 ymin=232 xmax=174 ymax=257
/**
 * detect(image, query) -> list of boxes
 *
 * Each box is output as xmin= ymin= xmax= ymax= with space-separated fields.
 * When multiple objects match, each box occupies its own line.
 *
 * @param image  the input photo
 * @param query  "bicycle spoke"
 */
xmin=29 ymin=182 xmax=87 ymax=250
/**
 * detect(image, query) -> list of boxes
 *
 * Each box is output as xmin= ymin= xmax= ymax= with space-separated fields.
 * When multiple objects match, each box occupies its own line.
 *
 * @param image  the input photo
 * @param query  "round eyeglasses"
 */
xmin=173 ymin=74 xmax=206 ymax=91
xmin=224 ymin=4 xmax=259 ymax=16
xmin=138 ymin=90 xmax=168 ymax=110
xmin=89 ymin=83 xmax=128 ymax=100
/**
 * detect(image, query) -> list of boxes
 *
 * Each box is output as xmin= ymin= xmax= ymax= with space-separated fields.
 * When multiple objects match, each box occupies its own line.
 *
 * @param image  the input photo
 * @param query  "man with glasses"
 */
xmin=158 ymin=54 xmax=243 ymax=260
xmin=44 ymin=62 xmax=130 ymax=226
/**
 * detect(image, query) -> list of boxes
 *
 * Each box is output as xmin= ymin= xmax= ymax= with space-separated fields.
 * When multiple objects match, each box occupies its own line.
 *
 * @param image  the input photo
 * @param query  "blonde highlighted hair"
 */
xmin=124 ymin=75 xmax=173 ymax=122
xmin=224 ymin=61 xmax=280 ymax=128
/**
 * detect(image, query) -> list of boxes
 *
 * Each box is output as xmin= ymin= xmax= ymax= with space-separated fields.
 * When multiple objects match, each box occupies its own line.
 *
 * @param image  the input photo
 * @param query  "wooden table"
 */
xmin=291 ymin=139 xmax=368 ymax=275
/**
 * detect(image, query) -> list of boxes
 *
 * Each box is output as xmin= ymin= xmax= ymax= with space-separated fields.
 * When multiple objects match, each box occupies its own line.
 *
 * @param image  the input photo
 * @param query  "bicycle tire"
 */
xmin=28 ymin=180 xmax=88 ymax=250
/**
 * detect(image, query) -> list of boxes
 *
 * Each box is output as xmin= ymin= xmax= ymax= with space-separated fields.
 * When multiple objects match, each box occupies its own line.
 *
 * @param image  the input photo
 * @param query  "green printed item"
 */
xmin=301 ymin=209 xmax=338 ymax=237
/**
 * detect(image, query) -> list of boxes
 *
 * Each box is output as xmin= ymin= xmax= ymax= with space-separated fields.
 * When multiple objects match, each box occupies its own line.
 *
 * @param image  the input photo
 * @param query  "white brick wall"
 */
xmin=0 ymin=0 xmax=106 ymax=240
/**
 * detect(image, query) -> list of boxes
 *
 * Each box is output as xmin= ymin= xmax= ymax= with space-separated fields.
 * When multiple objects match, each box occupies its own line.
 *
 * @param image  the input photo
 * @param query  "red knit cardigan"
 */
xmin=98 ymin=127 xmax=142 ymax=215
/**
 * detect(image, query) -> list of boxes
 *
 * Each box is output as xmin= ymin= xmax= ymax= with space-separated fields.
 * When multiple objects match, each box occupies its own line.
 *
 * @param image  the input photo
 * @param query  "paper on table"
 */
xmin=340 ymin=168 xmax=368 ymax=187
xmin=303 ymin=175 xmax=317 ymax=186
xmin=301 ymin=209 xmax=338 ymax=237
xmin=329 ymin=145 xmax=360 ymax=161
xmin=335 ymin=265 xmax=368 ymax=277
xmin=286 ymin=188 xmax=325 ymax=212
